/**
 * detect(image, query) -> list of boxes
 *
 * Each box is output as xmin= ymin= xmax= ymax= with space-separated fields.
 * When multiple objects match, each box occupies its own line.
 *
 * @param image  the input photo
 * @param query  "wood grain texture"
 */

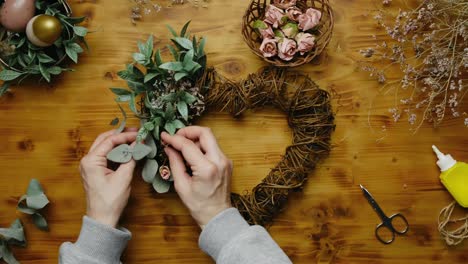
xmin=0 ymin=0 xmax=467 ymax=263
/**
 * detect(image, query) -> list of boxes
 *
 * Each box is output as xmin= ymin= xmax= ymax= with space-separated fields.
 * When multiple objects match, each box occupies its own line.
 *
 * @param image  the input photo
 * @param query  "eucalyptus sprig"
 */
xmin=17 ymin=179 xmax=50 ymax=231
xmin=0 ymin=0 xmax=88 ymax=96
xmin=0 ymin=219 xmax=26 ymax=264
xmin=108 ymin=21 xmax=208 ymax=193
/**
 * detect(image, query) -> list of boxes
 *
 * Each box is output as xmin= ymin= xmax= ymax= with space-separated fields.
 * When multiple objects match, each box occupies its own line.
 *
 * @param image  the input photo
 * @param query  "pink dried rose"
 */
xmin=259 ymin=38 xmax=278 ymax=58
xmin=286 ymin=7 xmax=302 ymax=21
xmin=273 ymin=0 xmax=297 ymax=9
xmin=281 ymin=22 xmax=299 ymax=38
xmin=298 ymin=8 xmax=322 ymax=31
xmin=278 ymin=38 xmax=297 ymax=61
xmin=264 ymin=5 xmax=285 ymax=28
xmin=260 ymin=25 xmax=275 ymax=39
xmin=159 ymin=166 xmax=171 ymax=180
xmin=295 ymin=32 xmax=316 ymax=55
xmin=253 ymin=20 xmax=275 ymax=39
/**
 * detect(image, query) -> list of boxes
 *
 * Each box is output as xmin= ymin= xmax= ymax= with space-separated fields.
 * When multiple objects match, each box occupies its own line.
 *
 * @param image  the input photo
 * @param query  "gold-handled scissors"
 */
xmin=360 ymin=184 xmax=409 ymax=244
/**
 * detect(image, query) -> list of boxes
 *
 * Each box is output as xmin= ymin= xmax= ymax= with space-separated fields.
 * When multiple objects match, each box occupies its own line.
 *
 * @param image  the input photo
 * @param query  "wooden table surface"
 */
xmin=1 ymin=0 xmax=467 ymax=263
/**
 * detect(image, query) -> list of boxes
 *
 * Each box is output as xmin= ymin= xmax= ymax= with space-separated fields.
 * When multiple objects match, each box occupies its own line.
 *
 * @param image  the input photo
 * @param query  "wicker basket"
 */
xmin=242 ymin=0 xmax=333 ymax=67
xmin=0 ymin=0 xmax=72 ymax=72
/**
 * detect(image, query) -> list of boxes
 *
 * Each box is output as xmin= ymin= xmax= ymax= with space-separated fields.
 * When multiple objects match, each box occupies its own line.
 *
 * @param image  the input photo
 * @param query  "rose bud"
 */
xmin=253 ymin=20 xmax=275 ymax=39
xmin=298 ymin=8 xmax=322 ymax=31
xmin=159 ymin=166 xmax=172 ymax=181
xmin=295 ymin=32 xmax=316 ymax=55
xmin=259 ymin=38 xmax=278 ymax=58
xmin=286 ymin=7 xmax=302 ymax=21
xmin=278 ymin=38 xmax=297 ymax=61
xmin=264 ymin=4 xmax=286 ymax=28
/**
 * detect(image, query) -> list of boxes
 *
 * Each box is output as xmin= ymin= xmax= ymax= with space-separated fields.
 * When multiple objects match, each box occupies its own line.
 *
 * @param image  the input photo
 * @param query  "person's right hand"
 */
xmin=161 ymin=126 xmax=232 ymax=229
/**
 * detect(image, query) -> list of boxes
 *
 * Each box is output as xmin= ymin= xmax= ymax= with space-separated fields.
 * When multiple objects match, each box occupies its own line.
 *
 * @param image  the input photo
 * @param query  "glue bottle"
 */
xmin=432 ymin=145 xmax=468 ymax=208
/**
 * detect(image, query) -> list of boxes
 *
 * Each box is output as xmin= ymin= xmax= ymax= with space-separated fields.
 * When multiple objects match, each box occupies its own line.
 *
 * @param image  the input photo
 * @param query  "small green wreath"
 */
xmin=0 ymin=0 xmax=88 ymax=96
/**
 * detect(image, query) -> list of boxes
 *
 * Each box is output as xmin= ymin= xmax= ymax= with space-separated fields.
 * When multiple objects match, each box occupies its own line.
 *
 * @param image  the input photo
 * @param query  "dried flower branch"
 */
xmin=129 ymin=0 xmax=210 ymax=24
xmin=361 ymin=0 xmax=467 ymax=132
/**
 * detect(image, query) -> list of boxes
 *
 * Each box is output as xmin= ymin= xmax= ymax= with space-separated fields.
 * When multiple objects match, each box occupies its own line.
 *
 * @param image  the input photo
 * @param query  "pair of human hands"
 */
xmin=80 ymin=126 xmax=232 ymax=228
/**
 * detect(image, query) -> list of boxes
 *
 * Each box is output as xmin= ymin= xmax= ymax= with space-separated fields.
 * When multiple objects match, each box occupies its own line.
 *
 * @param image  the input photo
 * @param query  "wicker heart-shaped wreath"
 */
xmin=204 ymin=67 xmax=335 ymax=225
xmin=107 ymin=23 xmax=334 ymax=227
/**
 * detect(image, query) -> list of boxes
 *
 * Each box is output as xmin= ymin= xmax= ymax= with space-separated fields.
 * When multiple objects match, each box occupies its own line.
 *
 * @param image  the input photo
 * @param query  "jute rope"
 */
xmin=438 ymin=201 xmax=468 ymax=246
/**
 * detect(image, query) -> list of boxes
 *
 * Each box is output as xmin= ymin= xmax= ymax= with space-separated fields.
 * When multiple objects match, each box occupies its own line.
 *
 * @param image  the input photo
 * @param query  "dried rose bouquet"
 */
xmin=252 ymin=0 xmax=322 ymax=61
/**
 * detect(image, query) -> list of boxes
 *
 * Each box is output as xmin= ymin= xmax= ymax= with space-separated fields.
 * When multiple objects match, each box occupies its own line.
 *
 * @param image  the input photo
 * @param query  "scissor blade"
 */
xmin=360 ymin=185 xmax=388 ymax=221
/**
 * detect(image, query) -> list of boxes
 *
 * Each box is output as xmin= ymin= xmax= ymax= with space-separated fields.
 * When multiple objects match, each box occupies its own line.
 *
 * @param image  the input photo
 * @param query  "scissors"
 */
xmin=360 ymin=184 xmax=409 ymax=244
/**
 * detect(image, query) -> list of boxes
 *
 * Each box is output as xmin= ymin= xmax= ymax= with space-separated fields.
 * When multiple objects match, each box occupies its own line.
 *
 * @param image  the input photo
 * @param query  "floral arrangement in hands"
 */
xmin=253 ymin=0 xmax=322 ymax=61
xmin=107 ymin=21 xmax=208 ymax=194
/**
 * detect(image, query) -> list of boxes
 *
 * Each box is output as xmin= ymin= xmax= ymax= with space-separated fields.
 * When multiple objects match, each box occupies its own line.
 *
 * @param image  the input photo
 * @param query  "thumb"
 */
xmin=164 ymin=146 xmax=191 ymax=195
xmin=115 ymin=159 xmax=136 ymax=185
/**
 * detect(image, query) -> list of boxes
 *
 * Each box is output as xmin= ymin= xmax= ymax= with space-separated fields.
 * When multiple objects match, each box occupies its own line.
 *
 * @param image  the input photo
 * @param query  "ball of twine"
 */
xmin=438 ymin=201 xmax=468 ymax=246
xmin=201 ymin=66 xmax=335 ymax=226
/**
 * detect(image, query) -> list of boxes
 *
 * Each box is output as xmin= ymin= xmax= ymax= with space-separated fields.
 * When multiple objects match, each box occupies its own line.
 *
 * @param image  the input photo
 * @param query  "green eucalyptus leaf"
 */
xmin=0 ymin=242 xmax=19 ymax=264
xmin=177 ymin=101 xmax=188 ymax=121
xmin=165 ymin=103 xmax=175 ymax=120
xmin=144 ymin=72 xmax=159 ymax=83
xmin=110 ymin=88 xmax=132 ymax=96
xmin=17 ymin=195 xmax=35 ymax=215
xmin=152 ymin=175 xmax=171 ymax=194
xmin=174 ymin=72 xmax=188 ymax=82
xmin=73 ymin=26 xmax=88 ymax=37
xmin=37 ymin=53 xmax=55 ymax=63
xmin=48 ymin=66 xmax=62 ymax=75
xmin=142 ymin=159 xmax=158 ymax=183
xmin=145 ymin=35 xmax=154 ymax=58
xmin=182 ymin=91 xmax=197 ymax=104
xmin=198 ymin=37 xmax=206 ymax=57
xmin=173 ymin=119 xmax=186 ymax=129
xmin=115 ymin=104 xmax=127 ymax=134
xmin=132 ymin=53 xmax=146 ymax=64
xmin=166 ymin=24 xmax=178 ymax=38
xmin=26 ymin=179 xmax=44 ymax=197
xmin=145 ymin=134 xmax=157 ymax=158
xmin=152 ymin=124 xmax=160 ymax=140
xmin=39 ymin=64 xmax=51 ymax=82
xmin=159 ymin=62 xmax=183 ymax=72
xmin=132 ymin=143 xmax=152 ymax=161
xmin=0 ymin=70 xmax=23 ymax=81
xmin=0 ymin=82 xmax=10 ymax=96
xmin=65 ymin=46 xmax=78 ymax=63
xmin=154 ymin=49 xmax=163 ymax=66
xmin=180 ymin=20 xmax=191 ymax=38
xmin=106 ymin=144 xmax=132 ymax=163
xmin=26 ymin=193 xmax=49 ymax=210
xmin=0 ymin=219 xmax=25 ymax=245
xmin=32 ymin=213 xmax=48 ymax=231
xmin=173 ymin=37 xmax=193 ymax=50
xmin=183 ymin=49 xmax=194 ymax=65
xmin=167 ymin=45 xmax=179 ymax=61
xmin=143 ymin=122 xmax=155 ymax=131
xmin=164 ymin=121 xmax=176 ymax=135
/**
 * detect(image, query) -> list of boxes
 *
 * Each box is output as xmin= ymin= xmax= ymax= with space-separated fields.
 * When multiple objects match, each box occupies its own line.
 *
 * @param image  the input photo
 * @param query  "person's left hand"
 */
xmin=79 ymin=129 xmax=138 ymax=228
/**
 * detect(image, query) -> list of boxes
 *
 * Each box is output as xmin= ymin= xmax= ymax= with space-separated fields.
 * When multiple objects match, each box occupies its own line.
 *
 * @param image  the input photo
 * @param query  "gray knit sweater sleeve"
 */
xmin=59 ymin=216 xmax=131 ymax=264
xmin=199 ymin=208 xmax=292 ymax=264
xmin=59 ymin=209 xmax=291 ymax=264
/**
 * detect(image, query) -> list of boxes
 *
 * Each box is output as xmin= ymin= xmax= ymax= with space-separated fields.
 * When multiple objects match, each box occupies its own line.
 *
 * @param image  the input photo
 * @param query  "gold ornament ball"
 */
xmin=26 ymin=15 xmax=63 ymax=47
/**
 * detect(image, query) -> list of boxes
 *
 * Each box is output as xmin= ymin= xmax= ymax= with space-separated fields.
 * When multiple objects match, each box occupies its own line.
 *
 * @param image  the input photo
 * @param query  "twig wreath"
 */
xmin=108 ymin=22 xmax=335 ymax=226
